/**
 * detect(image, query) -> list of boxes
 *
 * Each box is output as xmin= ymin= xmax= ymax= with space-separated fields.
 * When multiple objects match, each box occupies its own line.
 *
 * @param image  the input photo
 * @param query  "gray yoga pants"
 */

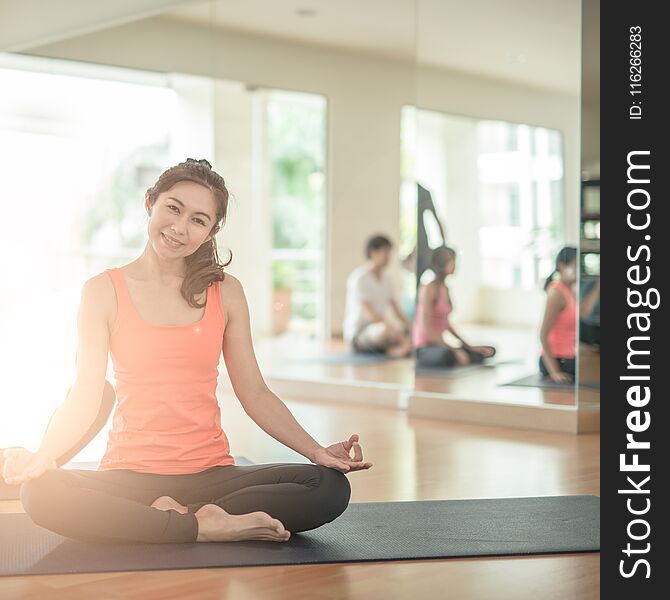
xmin=20 ymin=461 xmax=351 ymax=544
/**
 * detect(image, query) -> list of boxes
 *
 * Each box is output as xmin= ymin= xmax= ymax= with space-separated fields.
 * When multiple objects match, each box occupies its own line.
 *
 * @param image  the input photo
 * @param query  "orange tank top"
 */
xmin=99 ymin=268 xmax=235 ymax=474
xmin=543 ymin=280 xmax=577 ymax=359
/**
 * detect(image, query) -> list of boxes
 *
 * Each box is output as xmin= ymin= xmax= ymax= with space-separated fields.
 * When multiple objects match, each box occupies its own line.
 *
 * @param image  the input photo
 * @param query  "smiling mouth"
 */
xmin=161 ymin=233 xmax=184 ymax=247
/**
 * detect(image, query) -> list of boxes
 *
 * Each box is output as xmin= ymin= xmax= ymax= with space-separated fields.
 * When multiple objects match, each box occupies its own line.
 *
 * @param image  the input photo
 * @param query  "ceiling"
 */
xmin=2 ymin=0 xmax=589 ymax=96
xmin=167 ymin=0 xmax=583 ymax=95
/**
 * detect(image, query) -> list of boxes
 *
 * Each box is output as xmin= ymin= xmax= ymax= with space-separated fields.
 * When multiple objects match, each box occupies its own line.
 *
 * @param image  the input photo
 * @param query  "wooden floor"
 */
xmin=0 ymin=384 xmax=600 ymax=599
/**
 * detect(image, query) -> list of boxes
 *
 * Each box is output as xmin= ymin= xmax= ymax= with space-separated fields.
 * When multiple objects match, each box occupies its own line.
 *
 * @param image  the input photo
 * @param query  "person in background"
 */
xmin=539 ymin=246 xmax=600 ymax=382
xmin=413 ymin=246 xmax=496 ymax=369
xmin=342 ymin=234 xmax=413 ymax=357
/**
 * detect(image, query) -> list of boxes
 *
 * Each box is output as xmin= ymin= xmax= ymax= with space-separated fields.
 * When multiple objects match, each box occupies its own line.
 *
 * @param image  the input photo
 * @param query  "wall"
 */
xmin=24 ymin=15 xmax=580 ymax=334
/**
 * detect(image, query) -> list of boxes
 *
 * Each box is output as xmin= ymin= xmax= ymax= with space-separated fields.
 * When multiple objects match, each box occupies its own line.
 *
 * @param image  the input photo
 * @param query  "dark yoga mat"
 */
xmin=0 ymin=457 xmax=256 ymax=501
xmin=415 ymin=363 xmax=486 ymax=378
xmin=285 ymin=353 xmax=397 ymax=365
xmin=0 ymin=495 xmax=599 ymax=576
xmin=415 ymin=358 xmax=523 ymax=378
xmin=504 ymin=374 xmax=600 ymax=391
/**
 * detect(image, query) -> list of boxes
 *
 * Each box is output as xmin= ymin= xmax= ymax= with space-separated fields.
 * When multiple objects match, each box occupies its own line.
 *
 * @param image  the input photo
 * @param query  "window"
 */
xmin=477 ymin=121 xmax=564 ymax=289
xmin=413 ymin=108 xmax=565 ymax=293
xmin=0 ymin=55 xmax=178 ymax=453
xmin=267 ymin=90 xmax=327 ymax=337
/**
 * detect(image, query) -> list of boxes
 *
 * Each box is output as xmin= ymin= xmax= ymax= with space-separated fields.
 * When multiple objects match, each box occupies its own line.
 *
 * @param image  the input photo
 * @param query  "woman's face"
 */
xmin=145 ymin=181 xmax=218 ymax=258
xmin=559 ymin=259 xmax=577 ymax=284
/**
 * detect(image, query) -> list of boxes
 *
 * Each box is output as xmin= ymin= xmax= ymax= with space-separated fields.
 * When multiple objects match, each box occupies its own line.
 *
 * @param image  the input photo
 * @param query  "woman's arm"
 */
xmin=539 ymin=287 xmax=570 ymax=379
xmin=444 ymin=288 xmax=469 ymax=348
xmin=448 ymin=325 xmax=468 ymax=348
xmin=3 ymin=275 xmax=111 ymax=484
xmin=39 ymin=275 xmax=111 ymax=461
xmin=221 ymin=275 xmax=323 ymax=462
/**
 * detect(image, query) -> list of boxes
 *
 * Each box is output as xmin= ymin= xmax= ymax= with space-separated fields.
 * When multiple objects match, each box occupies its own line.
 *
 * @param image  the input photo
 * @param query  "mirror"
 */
xmin=578 ymin=0 xmax=601 ymax=410
xmin=411 ymin=0 xmax=583 ymax=408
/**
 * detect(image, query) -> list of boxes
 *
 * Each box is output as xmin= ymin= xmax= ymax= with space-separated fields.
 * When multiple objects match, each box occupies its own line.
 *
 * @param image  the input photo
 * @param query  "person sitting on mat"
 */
xmin=413 ymin=246 xmax=496 ymax=369
xmin=1 ymin=158 xmax=372 ymax=545
xmin=342 ymin=234 xmax=413 ymax=357
xmin=539 ymin=246 xmax=601 ymax=383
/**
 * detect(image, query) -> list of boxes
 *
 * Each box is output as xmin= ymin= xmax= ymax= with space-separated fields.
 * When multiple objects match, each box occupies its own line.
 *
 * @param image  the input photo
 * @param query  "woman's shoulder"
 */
xmin=218 ymin=272 xmax=244 ymax=317
xmin=546 ymin=283 xmax=567 ymax=307
xmin=219 ymin=271 xmax=242 ymax=293
xmin=547 ymin=279 xmax=573 ymax=297
xmin=418 ymin=280 xmax=439 ymax=300
xmin=80 ymin=271 xmax=118 ymax=334
xmin=87 ymin=269 xmax=117 ymax=296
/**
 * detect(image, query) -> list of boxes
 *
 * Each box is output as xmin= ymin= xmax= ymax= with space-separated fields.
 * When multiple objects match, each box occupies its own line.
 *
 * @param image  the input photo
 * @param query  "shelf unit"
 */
xmin=580 ymin=179 xmax=600 ymax=278
xmin=580 ymin=179 xmax=600 ymax=348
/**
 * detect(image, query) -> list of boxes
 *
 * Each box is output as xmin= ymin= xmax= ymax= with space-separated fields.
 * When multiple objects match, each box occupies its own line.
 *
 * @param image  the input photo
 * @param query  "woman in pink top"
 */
xmin=539 ymin=246 xmax=586 ymax=383
xmin=413 ymin=246 xmax=496 ymax=369
xmin=2 ymin=159 xmax=371 ymax=545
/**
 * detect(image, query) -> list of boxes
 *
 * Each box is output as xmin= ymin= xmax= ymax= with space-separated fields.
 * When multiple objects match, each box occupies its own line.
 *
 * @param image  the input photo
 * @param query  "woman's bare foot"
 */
xmin=194 ymin=504 xmax=291 ymax=543
xmin=386 ymin=338 xmax=413 ymax=358
xmin=470 ymin=345 xmax=496 ymax=358
xmin=151 ymin=495 xmax=188 ymax=514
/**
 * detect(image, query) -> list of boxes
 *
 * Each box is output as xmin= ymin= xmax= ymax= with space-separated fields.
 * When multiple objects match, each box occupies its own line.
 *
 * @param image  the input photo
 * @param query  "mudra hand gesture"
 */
xmin=311 ymin=434 xmax=373 ymax=474
xmin=2 ymin=447 xmax=57 ymax=485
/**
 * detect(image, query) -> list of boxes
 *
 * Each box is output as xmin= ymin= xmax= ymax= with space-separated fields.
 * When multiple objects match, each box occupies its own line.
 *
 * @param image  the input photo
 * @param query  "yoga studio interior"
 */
xmin=0 ymin=0 xmax=600 ymax=598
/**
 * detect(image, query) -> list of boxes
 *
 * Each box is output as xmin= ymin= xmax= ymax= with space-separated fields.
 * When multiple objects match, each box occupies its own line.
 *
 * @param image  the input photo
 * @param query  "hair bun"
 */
xmin=186 ymin=157 xmax=212 ymax=169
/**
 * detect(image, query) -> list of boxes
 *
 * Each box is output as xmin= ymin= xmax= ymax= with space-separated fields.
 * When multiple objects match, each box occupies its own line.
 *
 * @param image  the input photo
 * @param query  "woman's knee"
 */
xmin=315 ymin=466 xmax=351 ymax=520
xmin=417 ymin=345 xmax=453 ymax=368
xmin=20 ymin=469 xmax=62 ymax=527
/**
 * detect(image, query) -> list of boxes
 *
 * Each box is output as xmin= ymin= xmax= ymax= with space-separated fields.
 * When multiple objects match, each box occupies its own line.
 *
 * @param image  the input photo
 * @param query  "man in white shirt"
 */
xmin=343 ymin=234 xmax=413 ymax=357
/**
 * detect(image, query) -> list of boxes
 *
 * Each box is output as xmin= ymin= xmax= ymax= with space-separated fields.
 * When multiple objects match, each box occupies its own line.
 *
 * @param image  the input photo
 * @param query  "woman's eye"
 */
xmin=169 ymin=205 xmax=205 ymax=226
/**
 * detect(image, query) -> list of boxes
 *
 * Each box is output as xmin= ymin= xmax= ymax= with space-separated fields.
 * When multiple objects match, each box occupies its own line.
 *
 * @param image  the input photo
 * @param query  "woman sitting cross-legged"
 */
xmin=1 ymin=158 xmax=371 ymax=544
xmin=413 ymin=246 xmax=496 ymax=369
xmin=538 ymin=246 xmax=599 ymax=383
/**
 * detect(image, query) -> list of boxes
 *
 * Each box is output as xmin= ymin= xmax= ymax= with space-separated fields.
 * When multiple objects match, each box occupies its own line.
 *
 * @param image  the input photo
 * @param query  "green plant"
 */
xmin=272 ymin=261 xmax=296 ymax=290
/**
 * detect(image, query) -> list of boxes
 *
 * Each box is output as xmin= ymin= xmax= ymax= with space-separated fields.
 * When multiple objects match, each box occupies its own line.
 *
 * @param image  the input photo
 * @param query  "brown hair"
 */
xmin=365 ymin=234 xmax=393 ymax=259
xmin=430 ymin=245 xmax=456 ymax=282
xmin=145 ymin=158 xmax=232 ymax=308
xmin=544 ymin=245 xmax=577 ymax=291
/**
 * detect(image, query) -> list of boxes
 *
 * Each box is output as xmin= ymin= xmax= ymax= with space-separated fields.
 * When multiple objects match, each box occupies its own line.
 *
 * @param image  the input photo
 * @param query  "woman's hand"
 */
xmin=550 ymin=371 xmax=573 ymax=384
xmin=453 ymin=348 xmax=471 ymax=365
xmin=1 ymin=447 xmax=56 ymax=485
xmin=310 ymin=434 xmax=373 ymax=474
xmin=384 ymin=322 xmax=405 ymax=344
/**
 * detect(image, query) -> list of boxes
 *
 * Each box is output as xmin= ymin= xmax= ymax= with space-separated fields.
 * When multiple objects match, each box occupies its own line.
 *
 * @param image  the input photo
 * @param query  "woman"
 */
xmin=539 ymin=246 xmax=599 ymax=383
xmin=413 ymin=246 xmax=495 ymax=369
xmin=2 ymin=158 xmax=371 ymax=544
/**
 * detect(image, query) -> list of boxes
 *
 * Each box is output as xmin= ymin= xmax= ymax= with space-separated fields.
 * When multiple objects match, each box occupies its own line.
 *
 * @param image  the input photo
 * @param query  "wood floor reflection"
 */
xmin=257 ymin=327 xmax=601 ymax=409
